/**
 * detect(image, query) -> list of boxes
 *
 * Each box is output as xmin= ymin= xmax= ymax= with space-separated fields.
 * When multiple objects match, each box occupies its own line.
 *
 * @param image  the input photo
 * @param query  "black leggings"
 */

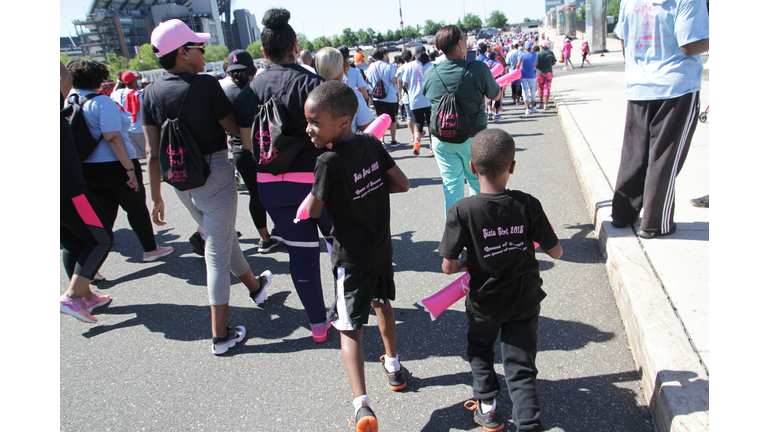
xmin=81 ymin=159 xmax=157 ymax=252
xmin=61 ymin=191 xmax=114 ymax=280
xmin=412 ymin=106 xmax=431 ymax=135
xmin=232 ymin=147 xmax=267 ymax=230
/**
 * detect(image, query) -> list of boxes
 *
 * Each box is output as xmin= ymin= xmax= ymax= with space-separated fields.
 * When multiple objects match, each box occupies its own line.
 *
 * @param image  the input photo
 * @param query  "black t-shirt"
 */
xmin=312 ymin=133 xmax=396 ymax=269
xmin=141 ymin=72 xmax=233 ymax=155
xmin=222 ymin=79 xmax=246 ymax=151
xmin=234 ymin=64 xmax=326 ymax=173
xmin=439 ymin=190 xmax=559 ymax=322
xmin=60 ymin=93 xmax=88 ymax=201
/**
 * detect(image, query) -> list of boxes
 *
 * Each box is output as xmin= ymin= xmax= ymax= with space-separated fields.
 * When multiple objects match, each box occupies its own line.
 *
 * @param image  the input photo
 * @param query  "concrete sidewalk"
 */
xmin=545 ymin=29 xmax=710 ymax=432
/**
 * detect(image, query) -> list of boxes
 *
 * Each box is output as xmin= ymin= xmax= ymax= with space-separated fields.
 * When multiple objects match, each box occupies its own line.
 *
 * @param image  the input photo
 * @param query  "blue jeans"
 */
xmin=433 ymin=137 xmax=481 ymax=217
xmin=521 ymin=78 xmax=537 ymax=102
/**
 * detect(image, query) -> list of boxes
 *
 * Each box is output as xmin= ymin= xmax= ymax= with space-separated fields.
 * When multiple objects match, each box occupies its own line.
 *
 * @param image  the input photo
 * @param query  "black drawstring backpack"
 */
xmin=251 ymin=74 xmax=306 ymax=175
xmin=429 ymin=64 xmax=477 ymax=144
xmin=150 ymin=77 xmax=211 ymax=191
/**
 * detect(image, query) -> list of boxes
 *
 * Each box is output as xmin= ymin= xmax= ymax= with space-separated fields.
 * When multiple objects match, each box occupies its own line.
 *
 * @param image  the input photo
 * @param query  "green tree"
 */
xmin=246 ymin=41 xmax=264 ymax=59
xmin=403 ymin=25 xmax=419 ymax=39
xmin=385 ymin=29 xmax=396 ymax=41
xmin=356 ymin=28 xmax=372 ymax=46
xmin=577 ymin=5 xmax=586 ymax=20
xmin=463 ymin=13 xmax=483 ymax=31
xmin=375 ymin=32 xmax=384 ymax=44
xmin=487 ymin=10 xmax=508 ymax=29
xmin=105 ymin=52 xmax=130 ymax=82
xmin=340 ymin=28 xmax=358 ymax=47
xmin=313 ymin=36 xmax=332 ymax=49
xmin=607 ymin=0 xmax=620 ymax=21
xmin=423 ymin=20 xmax=444 ymax=36
xmin=60 ymin=53 xmax=71 ymax=65
xmin=305 ymin=40 xmax=315 ymax=52
xmin=297 ymin=33 xmax=310 ymax=51
xmin=523 ymin=17 xmax=532 ymax=23
xmin=128 ymin=44 xmax=161 ymax=71
xmin=203 ymin=45 xmax=229 ymax=62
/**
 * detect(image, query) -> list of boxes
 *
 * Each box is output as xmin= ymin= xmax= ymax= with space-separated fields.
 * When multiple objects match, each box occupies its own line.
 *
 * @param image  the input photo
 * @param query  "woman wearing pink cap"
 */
xmin=141 ymin=19 xmax=272 ymax=356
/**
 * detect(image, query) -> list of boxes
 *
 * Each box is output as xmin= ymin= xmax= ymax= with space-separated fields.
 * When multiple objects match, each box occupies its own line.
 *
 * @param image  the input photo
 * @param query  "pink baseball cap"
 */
xmin=151 ymin=19 xmax=210 ymax=57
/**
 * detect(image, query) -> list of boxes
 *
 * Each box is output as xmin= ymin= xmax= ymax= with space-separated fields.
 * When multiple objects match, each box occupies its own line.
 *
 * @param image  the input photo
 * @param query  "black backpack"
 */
xmin=60 ymin=92 xmax=105 ymax=161
xmin=369 ymin=64 xmax=388 ymax=99
xmin=428 ymin=64 xmax=476 ymax=144
xmin=149 ymin=77 xmax=211 ymax=191
xmin=251 ymin=74 xmax=305 ymax=175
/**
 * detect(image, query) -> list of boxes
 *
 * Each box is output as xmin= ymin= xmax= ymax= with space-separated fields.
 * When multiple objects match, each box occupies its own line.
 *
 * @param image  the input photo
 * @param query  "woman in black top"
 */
xmin=141 ymin=19 xmax=271 ymax=355
xmin=221 ymin=49 xmax=281 ymax=254
xmin=234 ymin=9 xmax=333 ymax=343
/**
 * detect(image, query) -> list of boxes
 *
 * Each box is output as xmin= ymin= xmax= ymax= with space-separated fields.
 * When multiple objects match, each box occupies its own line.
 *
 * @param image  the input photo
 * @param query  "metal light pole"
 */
xmin=399 ymin=0 xmax=404 ymax=39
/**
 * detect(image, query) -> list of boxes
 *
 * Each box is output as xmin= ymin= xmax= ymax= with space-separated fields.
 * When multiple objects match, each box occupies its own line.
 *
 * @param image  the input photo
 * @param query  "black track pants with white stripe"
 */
xmin=611 ymin=91 xmax=700 ymax=233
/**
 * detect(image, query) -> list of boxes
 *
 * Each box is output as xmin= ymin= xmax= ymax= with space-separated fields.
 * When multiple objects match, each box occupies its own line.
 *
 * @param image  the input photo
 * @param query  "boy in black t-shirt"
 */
xmin=303 ymin=81 xmax=411 ymax=431
xmin=439 ymin=129 xmax=562 ymax=432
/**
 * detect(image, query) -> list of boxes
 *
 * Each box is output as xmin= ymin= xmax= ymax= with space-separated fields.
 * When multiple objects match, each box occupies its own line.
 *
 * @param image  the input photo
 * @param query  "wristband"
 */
xmin=126 ymin=168 xmax=135 ymax=171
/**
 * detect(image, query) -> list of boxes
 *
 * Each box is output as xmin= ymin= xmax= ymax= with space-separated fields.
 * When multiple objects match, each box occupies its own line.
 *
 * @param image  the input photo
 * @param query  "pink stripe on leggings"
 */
xmin=257 ymin=172 xmax=315 ymax=183
xmin=71 ymin=194 xmax=103 ymax=228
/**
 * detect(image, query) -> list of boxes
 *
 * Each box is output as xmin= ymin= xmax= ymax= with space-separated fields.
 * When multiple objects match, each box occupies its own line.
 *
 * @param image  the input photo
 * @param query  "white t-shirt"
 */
xmin=400 ymin=60 xmax=432 ymax=110
xmin=352 ymin=89 xmax=375 ymax=133
xmin=343 ymin=67 xmax=367 ymax=92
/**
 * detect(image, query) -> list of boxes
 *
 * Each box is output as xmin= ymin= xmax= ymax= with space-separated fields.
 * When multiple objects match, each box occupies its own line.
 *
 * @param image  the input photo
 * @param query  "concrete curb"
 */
xmin=554 ymin=94 xmax=710 ymax=432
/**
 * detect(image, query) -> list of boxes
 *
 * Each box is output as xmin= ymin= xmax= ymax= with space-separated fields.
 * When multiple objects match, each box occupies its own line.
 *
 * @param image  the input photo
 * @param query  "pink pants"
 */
xmin=536 ymin=72 xmax=553 ymax=99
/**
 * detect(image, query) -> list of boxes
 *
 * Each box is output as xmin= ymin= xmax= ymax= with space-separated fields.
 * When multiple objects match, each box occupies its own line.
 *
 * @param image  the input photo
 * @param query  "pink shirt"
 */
xmin=563 ymin=42 xmax=572 ymax=56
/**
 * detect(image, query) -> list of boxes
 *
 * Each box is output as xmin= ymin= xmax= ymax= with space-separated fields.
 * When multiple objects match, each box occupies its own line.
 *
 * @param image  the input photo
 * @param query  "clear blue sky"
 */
xmin=60 ymin=0 xmax=547 ymax=40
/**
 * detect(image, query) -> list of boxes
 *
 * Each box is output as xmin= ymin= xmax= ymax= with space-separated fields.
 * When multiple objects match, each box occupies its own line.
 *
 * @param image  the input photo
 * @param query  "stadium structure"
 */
xmin=72 ymin=0 xmax=260 ymax=61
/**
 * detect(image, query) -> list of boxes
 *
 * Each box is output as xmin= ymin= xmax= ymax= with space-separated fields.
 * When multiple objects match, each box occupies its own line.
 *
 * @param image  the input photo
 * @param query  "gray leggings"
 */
xmin=174 ymin=150 xmax=250 ymax=305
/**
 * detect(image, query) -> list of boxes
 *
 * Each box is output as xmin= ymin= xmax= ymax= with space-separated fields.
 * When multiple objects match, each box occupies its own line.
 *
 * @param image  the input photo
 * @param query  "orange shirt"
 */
xmin=354 ymin=52 xmax=364 ymax=63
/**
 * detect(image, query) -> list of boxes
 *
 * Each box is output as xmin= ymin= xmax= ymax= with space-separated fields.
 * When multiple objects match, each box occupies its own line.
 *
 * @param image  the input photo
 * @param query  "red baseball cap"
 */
xmin=121 ymin=71 xmax=138 ymax=84
xmin=151 ymin=19 xmax=210 ymax=57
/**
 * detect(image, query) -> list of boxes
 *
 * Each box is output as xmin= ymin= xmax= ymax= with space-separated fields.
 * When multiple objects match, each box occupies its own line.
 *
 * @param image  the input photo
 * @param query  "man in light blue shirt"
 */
xmin=611 ymin=0 xmax=709 ymax=239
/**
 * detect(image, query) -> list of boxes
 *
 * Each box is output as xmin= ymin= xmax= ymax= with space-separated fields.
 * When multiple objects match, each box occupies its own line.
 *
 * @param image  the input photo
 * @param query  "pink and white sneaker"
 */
xmin=143 ymin=245 xmax=174 ymax=262
xmin=84 ymin=290 xmax=112 ymax=312
xmin=60 ymin=294 xmax=97 ymax=323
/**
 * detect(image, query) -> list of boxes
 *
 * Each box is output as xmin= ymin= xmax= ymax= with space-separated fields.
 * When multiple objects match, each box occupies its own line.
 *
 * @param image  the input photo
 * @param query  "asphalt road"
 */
xmin=61 ymin=86 xmax=655 ymax=431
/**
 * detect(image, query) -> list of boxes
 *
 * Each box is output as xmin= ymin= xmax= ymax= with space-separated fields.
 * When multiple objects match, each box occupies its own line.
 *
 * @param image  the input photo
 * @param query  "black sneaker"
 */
xmin=258 ymin=238 xmax=280 ymax=254
xmin=349 ymin=401 xmax=378 ymax=431
xmin=212 ymin=326 xmax=246 ymax=355
xmin=380 ymin=355 xmax=408 ymax=391
xmin=464 ymin=400 xmax=504 ymax=431
xmin=249 ymin=270 xmax=272 ymax=305
xmin=269 ymin=228 xmax=283 ymax=242
xmin=189 ymin=232 xmax=205 ymax=256
xmin=690 ymin=194 xmax=709 ymax=208
xmin=389 ymin=141 xmax=400 ymax=147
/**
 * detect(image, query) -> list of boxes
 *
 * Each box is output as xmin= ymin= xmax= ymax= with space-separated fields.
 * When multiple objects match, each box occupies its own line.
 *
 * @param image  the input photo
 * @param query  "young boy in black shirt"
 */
xmin=302 ymin=81 xmax=411 ymax=431
xmin=439 ymin=129 xmax=563 ymax=432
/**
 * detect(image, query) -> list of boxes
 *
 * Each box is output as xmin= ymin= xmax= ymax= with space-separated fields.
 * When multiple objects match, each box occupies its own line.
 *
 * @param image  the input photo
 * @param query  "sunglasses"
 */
xmin=186 ymin=45 xmax=206 ymax=54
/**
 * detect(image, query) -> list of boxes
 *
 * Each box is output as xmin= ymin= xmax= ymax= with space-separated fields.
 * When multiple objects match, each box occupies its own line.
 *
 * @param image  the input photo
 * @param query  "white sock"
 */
xmin=353 ymin=395 xmax=371 ymax=414
xmin=384 ymin=354 xmax=400 ymax=372
xmin=480 ymin=399 xmax=497 ymax=414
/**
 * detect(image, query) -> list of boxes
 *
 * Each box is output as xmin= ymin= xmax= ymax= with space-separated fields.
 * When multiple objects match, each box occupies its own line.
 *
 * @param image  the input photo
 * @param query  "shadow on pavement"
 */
xmin=418 ymin=371 xmax=652 ymax=432
xmin=391 ymin=231 xmax=443 ymax=273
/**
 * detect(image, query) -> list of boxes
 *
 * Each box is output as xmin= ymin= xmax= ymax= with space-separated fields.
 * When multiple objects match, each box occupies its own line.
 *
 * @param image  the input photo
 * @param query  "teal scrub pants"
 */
xmin=433 ymin=137 xmax=481 ymax=217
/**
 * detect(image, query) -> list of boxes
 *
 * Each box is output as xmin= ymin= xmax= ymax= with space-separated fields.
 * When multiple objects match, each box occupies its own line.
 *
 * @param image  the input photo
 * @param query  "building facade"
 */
xmin=231 ymin=9 xmax=261 ymax=50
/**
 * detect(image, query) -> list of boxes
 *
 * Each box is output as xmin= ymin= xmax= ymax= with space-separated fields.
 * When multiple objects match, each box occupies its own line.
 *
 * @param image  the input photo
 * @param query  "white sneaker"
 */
xmin=543 ymin=104 xmax=548 ymax=110
xmin=525 ymin=109 xmax=531 ymax=115
xmin=531 ymin=107 xmax=537 ymax=113
xmin=212 ymin=326 xmax=246 ymax=355
xmin=563 ymin=67 xmax=568 ymax=70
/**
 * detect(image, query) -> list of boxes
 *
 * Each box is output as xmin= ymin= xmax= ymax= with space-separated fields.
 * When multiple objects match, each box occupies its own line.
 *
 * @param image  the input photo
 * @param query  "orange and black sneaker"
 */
xmin=413 ymin=141 xmax=421 ymax=155
xmin=380 ymin=355 xmax=408 ymax=391
xmin=464 ymin=400 xmax=504 ymax=431
xmin=349 ymin=401 xmax=378 ymax=432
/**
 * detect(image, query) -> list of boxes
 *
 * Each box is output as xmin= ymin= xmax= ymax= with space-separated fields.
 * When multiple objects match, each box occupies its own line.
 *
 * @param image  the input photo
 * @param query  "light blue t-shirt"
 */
xmin=343 ymin=67 xmax=367 ymax=93
xmin=519 ymin=51 xmax=538 ymax=79
xmin=352 ymin=89 xmax=375 ymax=133
xmin=367 ymin=60 xmax=398 ymax=103
xmin=75 ymin=89 xmax=136 ymax=163
xmin=505 ymin=48 xmax=524 ymax=84
xmin=397 ymin=64 xmax=409 ymax=105
xmin=400 ymin=60 xmax=432 ymax=110
xmin=616 ymin=0 xmax=709 ymax=101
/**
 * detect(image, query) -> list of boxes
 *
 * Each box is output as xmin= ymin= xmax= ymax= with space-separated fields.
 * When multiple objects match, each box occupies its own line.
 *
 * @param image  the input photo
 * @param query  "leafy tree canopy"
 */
xmin=487 ymin=10 xmax=508 ymax=29
xmin=127 ymin=44 xmax=161 ymax=71
xmin=607 ymin=0 xmax=620 ymax=20
xmin=246 ymin=41 xmax=264 ymax=59
xmin=463 ymin=13 xmax=483 ymax=31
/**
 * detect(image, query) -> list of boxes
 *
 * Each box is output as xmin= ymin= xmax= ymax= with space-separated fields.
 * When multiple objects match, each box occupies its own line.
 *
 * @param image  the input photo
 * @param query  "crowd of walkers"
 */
xmin=61 ymin=12 xmax=574 ymax=432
